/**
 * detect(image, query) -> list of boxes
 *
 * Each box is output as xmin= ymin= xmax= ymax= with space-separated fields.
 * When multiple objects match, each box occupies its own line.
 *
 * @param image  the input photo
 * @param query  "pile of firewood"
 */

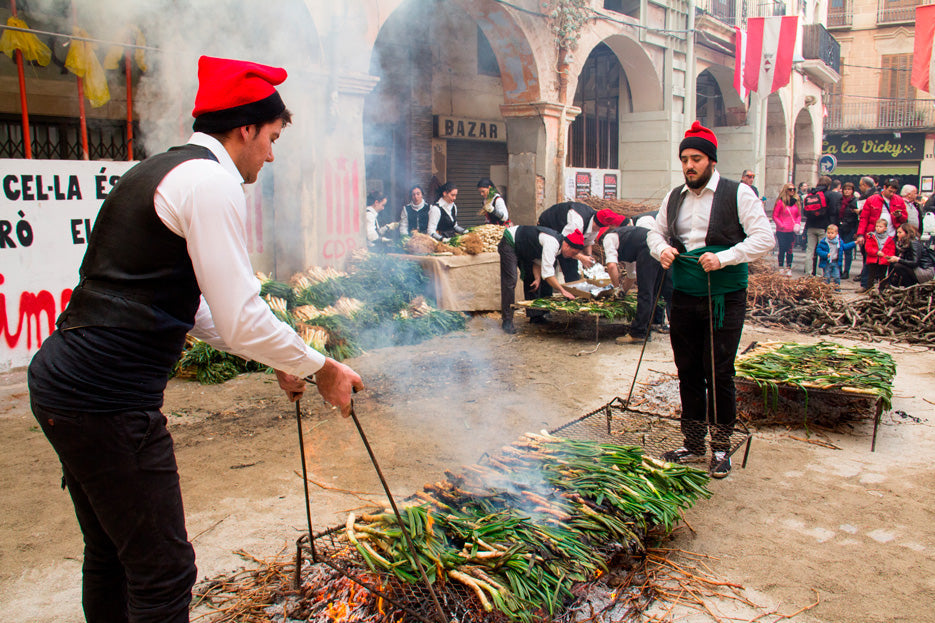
xmin=576 ymin=196 xmax=657 ymax=218
xmin=745 ymin=268 xmax=935 ymax=348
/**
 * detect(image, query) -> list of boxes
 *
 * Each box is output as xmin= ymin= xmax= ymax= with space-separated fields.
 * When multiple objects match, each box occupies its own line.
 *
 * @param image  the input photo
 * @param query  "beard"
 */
xmin=684 ymin=162 xmax=715 ymax=189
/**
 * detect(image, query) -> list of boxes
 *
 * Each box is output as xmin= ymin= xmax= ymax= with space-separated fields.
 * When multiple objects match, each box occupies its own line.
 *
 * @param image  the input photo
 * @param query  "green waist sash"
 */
xmin=672 ymin=246 xmax=748 ymax=328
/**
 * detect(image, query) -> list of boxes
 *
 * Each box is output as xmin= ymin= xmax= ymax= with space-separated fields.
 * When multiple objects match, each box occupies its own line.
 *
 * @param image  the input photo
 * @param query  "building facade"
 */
xmin=1 ymin=0 xmax=840 ymax=272
xmin=824 ymin=0 xmax=935 ymax=191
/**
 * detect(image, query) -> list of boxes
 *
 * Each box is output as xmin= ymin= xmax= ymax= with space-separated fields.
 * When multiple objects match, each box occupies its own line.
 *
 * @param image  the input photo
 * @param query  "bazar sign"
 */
xmin=435 ymin=115 xmax=505 ymax=142
xmin=821 ymin=133 xmax=925 ymax=162
xmin=1 ymin=158 xmax=136 ymax=370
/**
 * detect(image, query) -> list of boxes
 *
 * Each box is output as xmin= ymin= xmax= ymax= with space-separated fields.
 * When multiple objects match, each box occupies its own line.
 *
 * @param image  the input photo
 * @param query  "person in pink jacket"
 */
xmin=772 ymin=183 xmax=801 ymax=276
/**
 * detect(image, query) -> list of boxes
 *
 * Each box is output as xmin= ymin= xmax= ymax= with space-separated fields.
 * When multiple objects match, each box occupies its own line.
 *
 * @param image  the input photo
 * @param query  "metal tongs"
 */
xmin=294 ymin=376 xmax=449 ymax=623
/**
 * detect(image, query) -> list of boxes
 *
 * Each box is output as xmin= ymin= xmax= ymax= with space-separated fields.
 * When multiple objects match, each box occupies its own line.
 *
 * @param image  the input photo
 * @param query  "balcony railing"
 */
xmin=827 ymin=7 xmax=853 ymax=28
xmin=802 ymin=24 xmax=841 ymax=74
xmin=824 ymin=98 xmax=935 ymax=131
xmin=696 ymin=0 xmax=739 ymax=26
xmin=877 ymin=0 xmax=925 ymax=25
xmin=751 ymin=0 xmax=787 ymax=17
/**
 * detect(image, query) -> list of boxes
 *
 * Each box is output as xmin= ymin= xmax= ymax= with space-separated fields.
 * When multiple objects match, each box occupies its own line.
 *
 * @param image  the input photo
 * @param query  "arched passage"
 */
xmin=793 ymin=107 xmax=817 ymax=187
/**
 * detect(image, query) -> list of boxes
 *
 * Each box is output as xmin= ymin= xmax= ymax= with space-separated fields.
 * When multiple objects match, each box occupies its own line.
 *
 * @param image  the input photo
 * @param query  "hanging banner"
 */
xmin=1 ymin=159 xmax=136 ymax=370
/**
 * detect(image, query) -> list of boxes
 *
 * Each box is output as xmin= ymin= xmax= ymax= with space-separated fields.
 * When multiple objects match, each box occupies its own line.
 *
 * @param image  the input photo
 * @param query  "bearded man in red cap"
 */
xmin=27 ymin=56 xmax=363 ymax=622
xmin=498 ymin=225 xmax=583 ymax=333
xmin=646 ymin=121 xmax=773 ymax=478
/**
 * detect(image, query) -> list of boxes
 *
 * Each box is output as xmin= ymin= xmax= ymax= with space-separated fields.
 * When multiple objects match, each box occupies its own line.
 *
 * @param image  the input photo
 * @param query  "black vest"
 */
xmin=58 ymin=144 xmax=219 ymax=336
xmin=537 ymin=202 xmax=596 ymax=233
xmin=434 ymin=202 xmax=458 ymax=237
xmin=605 ymin=225 xmax=649 ymax=263
xmin=485 ymin=193 xmax=509 ymax=226
xmin=405 ymin=203 xmax=430 ymax=233
xmin=514 ymin=226 xmax=562 ymax=265
xmin=665 ymin=178 xmax=744 ymax=251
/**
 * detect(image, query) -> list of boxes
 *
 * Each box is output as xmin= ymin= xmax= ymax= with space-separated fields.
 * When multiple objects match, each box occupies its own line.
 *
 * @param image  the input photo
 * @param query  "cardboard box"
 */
xmin=562 ymin=278 xmax=613 ymax=299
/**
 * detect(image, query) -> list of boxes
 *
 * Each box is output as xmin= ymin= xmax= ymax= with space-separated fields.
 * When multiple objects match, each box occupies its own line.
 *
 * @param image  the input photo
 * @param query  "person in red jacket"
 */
xmin=860 ymin=218 xmax=896 ymax=293
xmin=857 ymin=179 xmax=907 ymax=243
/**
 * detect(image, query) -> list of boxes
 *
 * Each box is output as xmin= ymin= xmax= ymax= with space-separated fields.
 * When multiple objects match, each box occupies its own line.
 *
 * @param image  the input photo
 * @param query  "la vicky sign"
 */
xmin=435 ymin=116 xmax=506 ymax=142
xmin=822 ymin=133 xmax=925 ymax=162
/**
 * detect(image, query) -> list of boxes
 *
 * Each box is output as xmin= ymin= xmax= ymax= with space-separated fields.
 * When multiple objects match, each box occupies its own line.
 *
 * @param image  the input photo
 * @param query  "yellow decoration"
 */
xmin=65 ymin=28 xmax=110 ymax=108
xmin=0 ymin=17 xmax=52 ymax=66
xmin=102 ymin=27 xmax=147 ymax=73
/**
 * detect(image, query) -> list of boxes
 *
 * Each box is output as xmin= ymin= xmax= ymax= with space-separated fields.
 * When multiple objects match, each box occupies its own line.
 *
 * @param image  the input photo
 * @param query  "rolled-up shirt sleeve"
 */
xmin=539 ymin=234 xmax=561 ymax=279
xmin=157 ymin=164 xmax=325 ymax=378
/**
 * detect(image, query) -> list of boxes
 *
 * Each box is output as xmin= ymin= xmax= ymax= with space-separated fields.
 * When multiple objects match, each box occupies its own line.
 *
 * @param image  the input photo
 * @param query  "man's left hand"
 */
xmin=561 ymin=289 xmax=576 ymax=300
xmin=578 ymin=254 xmax=595 ymax=269
xmin=275 ymin=369 xmax=305 ymax=402
xmin=698 ymin=252 xmax=721 ymax=272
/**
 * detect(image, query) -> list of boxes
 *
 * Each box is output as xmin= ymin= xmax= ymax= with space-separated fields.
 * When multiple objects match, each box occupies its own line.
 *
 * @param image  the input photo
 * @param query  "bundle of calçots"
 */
xmin=735 ymin=341 xmax=897 ymax=410
xmin=528 ymin=294 xmax=639 ymax=320
xmin=173 ymin=254 xmax=467 ymax=384
xmin=342 ymin=433 xmax=710 ymax=621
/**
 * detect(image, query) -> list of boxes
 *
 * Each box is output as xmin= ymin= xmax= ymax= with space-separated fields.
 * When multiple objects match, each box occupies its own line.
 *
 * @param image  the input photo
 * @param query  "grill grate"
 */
xmin=549 ymin=397 xmax=753 ymax=472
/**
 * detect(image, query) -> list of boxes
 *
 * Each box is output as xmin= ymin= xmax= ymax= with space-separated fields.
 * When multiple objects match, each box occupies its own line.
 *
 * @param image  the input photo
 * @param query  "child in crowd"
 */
xmin=816 ymin=224 xmax=856 ymax=290
xmin=860 ymin=218 xmax=896 ymax=292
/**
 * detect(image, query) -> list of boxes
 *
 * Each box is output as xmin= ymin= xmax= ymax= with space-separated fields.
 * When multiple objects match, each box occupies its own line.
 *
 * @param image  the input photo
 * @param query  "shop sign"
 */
xmin=822 ymin=133 xmax=925 ymax=162
xmin=435 ymin=116 xmax=506 ymax=142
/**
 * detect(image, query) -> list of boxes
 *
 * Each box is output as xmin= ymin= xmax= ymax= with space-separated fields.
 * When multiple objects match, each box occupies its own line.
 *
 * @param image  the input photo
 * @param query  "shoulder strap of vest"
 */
xmin=666 ymin=185 xmax=687 ymax=252
xmin=714 ymin=178 xmax=740 ymax=213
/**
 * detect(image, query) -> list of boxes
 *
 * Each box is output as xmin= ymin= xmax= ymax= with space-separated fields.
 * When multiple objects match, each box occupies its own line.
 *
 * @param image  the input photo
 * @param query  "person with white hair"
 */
xmin=901 ymin=184 xmax=923 ymax=234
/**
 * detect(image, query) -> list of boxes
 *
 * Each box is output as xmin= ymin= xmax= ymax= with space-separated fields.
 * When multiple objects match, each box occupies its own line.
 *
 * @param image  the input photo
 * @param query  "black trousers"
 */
xmin=32 ymin=400 xmax=196 ymax=623
xmin=498 ymin=238 xmax=551 ymax=326
xmin=628 ymin=251 xmax=663 ymax=338
xmin=557 ymin=255 xmax=580 ymax=282
xmin=887 ymin=263 xmax=919 ymax=287
xmin=669 ymin=289 xmax=746 ymax=453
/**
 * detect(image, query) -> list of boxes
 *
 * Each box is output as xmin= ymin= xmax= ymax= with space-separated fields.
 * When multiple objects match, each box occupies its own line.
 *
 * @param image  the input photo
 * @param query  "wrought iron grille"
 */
xmin=0 ymin=115 xmax=143 ymax=161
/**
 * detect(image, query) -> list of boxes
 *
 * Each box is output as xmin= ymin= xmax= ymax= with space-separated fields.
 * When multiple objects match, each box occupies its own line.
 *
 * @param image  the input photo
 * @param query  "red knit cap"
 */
xmin=564 ymin=229 xmax=585 ymax=249
xmin=679 ymin=120 xmax=718 ymax=162
xmin=596 ymin=208 xmax=626 ymax=228
xmin=192 ymin=56 xmax=288 ymax=133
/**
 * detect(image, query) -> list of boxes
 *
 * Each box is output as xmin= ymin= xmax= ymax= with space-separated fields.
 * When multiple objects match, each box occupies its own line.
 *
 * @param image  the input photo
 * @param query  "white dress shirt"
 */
xmin=647 ymin=170 xmax=774 ymax=266
xmin=153 ymin=132 xmax=325 ymax=378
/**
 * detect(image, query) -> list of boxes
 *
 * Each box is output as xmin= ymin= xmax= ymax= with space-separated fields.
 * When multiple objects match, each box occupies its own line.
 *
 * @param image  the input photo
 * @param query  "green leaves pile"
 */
xmin=735 ymin=341 xmax=897 ymax=410
xmin=345 ymin=434 xmax=710 ymax=621
xmin=528 ymin=294 xmax=638 ymax=320
xmin=173 ymin=255 xmax=467 ymax=384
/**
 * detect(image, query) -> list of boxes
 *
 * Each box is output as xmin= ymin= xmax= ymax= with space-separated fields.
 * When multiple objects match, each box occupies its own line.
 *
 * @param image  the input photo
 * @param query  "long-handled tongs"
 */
xmin=295 ymin=380 xmax=449 ymax=623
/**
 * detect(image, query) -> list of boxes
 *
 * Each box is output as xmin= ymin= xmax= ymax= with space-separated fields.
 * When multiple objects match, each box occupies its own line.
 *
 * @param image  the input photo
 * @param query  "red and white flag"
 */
xmin=733 ymin=26 xmax=748 ymax=99
xmin=911 ymin=4 xmax=935 ymax=94
xmin=742 ymin=16 xmax=798 ymax=98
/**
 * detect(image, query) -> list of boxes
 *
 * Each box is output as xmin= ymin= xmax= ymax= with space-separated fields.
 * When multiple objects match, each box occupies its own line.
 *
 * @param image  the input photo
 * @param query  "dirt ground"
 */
xmin=2 ymin=308 xmax=934 ymax=622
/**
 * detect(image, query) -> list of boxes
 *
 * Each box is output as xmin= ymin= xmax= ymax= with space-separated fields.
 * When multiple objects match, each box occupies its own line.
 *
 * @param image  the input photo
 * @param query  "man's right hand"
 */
xmin=660 ymin=246 xmax=679 ymax=269
xmin=313 ymin=358 xmax=364 ymax=417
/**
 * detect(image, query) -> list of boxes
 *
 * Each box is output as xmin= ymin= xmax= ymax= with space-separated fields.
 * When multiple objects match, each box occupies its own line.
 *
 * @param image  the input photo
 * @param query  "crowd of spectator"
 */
xmin=765 ymin=175 xmax=935 ymax=293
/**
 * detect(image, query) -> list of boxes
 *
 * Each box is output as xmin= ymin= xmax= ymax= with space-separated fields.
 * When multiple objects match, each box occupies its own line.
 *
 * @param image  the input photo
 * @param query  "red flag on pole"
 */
xmin=911 ymin=4 xmax=935 ymax=94
xmin=743 ymin=16 xmax=798 ymax=98
xmin=733 ymin=26 xmax=748 ymax=99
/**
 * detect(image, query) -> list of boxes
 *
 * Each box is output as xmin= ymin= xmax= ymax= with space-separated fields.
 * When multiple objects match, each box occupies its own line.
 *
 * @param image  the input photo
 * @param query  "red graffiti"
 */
xmin=325 ymin=158 xmax=361 ymax=236
xmin=0 ymin=274 xmax=62 ymax=350
xmin=322 ymin=238 xmax=358 ymax=260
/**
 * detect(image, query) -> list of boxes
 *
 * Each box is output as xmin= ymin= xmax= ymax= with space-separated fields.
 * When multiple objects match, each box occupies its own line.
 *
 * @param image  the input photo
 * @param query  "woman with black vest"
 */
xmin=498 ymin=226 xmax=584 ymax=333
xmin=399 ymin=184 xmax=430 ymax=235
xmin=647 ymin=121 xmax=773 ymax=478
xmin=477 ymin=177 xmax=511 ymax=225
xmin=26 ymin=57 xmax=363 ymax=621
xmin=427 ymin=181 xmax=467 ymax=241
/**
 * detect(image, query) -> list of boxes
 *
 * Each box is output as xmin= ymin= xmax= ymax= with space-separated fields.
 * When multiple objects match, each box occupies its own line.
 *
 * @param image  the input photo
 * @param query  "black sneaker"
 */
xmin=710 ymin=451 xmax=731 ymax=478
xmin=661 ymin=447 xmax=705 ymax=464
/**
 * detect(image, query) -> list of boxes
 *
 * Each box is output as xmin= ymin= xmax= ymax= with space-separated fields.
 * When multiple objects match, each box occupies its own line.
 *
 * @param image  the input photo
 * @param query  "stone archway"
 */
xmin=793 ymin=107 xmax=818 ymax=187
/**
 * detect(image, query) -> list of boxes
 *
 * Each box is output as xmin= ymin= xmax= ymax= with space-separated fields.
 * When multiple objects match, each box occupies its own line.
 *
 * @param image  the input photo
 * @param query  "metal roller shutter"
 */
xmin=444 ymin=139 xmax=508 ymax=228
